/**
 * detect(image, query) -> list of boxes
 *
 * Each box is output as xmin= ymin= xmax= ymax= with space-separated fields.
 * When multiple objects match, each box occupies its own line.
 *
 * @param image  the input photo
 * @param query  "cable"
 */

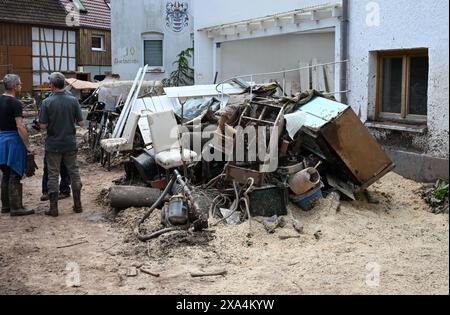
xmin=134 ymin=176 xmax=179 ymax=242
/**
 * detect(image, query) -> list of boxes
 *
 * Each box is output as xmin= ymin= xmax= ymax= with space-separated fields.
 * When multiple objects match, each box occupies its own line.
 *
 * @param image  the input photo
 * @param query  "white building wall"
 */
xmin=219 ymin=32 xmax=335 ymax=92
xmin=347 ymin=0 xmax=449 ymax=159
xmin=111 ymin=0 xmax=193 ymax=81
xmin=193 ymin=0 xmax=342 ymax=87
xmin=193 ymin=0 xmax=341 ymax=30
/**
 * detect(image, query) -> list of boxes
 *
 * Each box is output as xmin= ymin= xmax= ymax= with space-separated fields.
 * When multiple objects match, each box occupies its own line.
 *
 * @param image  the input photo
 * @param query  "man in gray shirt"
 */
xmin=39 ymin=72 xmax=85 ymax=217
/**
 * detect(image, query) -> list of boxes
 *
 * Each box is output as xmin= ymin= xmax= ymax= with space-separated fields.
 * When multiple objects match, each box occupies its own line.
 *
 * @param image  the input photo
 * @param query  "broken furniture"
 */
xmin=288 ymin=96 xmax=395 ymax=193
xmin=225 ymin=164 xmax=265 ymax=187
xmin=238 ymin=97 xmax=285 ymax=172
xmin=101 ymin=111 xmax=140 ymax=153
xmin=101 ymin=65 xmax=149 ymax=153
xmin=147 ymin=111 xmax=198 ymax=170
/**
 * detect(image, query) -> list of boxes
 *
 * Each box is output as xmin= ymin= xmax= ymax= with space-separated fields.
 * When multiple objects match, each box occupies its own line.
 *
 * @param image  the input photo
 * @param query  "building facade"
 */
xmin=60 ymin=0 xmax=112 ymax=79
xmin=0 ymin=0 xmax=73 ymax=93
xmin=193 ymin=0 xmax=449 ymax=181
xmin=347 ymin=0 xmax=449 ymax=182
xmin=193 ymin=0 xmax=342 ymax=96
xmin=0 ymin=0 xmax=111 ymax=93
xmin=111 ymin=0 xmax=194 ymax=81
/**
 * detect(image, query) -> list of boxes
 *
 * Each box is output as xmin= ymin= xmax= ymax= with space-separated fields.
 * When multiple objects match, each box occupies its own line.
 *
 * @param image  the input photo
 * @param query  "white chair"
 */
xmin=147 ymin=111 xmax=198 ymax=170
xmin=101 ymin=111 xmax=140 ymax=153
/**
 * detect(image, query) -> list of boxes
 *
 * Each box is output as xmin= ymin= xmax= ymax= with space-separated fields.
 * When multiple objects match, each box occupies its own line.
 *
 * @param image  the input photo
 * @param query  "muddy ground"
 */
xmin=0 ymin=144 xmax=448 ymax=295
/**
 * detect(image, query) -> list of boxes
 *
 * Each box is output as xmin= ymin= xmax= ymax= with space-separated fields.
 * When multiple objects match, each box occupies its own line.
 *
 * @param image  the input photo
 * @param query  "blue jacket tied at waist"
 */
xmin=0 ymin=131 xmax=27 ymax=177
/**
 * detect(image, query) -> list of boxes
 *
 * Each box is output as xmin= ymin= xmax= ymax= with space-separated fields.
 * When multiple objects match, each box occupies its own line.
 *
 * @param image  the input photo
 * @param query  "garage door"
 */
xmin=219 ymin=32 xmax=336 ymax=95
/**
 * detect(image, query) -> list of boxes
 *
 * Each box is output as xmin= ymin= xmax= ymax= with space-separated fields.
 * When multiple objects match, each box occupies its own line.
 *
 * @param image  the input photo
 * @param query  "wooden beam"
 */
xmin=401 ymin=56 xmax=408 ymax=119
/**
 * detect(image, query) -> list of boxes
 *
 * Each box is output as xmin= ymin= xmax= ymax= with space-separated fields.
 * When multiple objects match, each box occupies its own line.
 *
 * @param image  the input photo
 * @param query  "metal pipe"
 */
xmin=340 ymin=0 xmax=349 ymax=104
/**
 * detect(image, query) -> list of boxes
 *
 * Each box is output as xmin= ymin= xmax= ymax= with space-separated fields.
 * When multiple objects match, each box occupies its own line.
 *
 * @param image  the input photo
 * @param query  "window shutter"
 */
xmin=144 ymin=40 xmax=163 ymax=67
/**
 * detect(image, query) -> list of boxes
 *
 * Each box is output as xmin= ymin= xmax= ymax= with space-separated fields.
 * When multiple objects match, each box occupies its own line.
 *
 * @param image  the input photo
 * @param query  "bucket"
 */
xmin=291 ymin=185 xmax=323 ymax=211
xmin=131 ymin=149 xmax=158 ymax=182
xmin=288 ymin=167 xmax=321 ymax=195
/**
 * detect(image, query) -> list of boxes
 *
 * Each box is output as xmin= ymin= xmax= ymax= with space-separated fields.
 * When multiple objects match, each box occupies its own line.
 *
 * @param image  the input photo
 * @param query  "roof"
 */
xmin=0 ymin=0 xmax=69 ymax=28
xmin=60 ymin=0 xmax=111 ymax=30
xmin=0 ymin=0 xmax=110 ymax=30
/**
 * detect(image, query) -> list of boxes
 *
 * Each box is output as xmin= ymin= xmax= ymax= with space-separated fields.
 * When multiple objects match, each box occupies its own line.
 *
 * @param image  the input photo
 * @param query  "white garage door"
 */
xmin=219 ymin=32 xmax=335 ymax=95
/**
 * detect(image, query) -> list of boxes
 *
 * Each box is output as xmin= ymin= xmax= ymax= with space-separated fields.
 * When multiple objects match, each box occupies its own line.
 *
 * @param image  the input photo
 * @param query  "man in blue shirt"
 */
xmin=39 ymin=72 xmax=85 ymax=217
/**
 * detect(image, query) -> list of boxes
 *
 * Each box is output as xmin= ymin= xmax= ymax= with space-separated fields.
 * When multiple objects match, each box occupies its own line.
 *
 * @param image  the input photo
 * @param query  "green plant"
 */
xmin=423 ymin=180 xmax=449 ymax=208
xmin=162 ymin=48 xmax=194 ymax=87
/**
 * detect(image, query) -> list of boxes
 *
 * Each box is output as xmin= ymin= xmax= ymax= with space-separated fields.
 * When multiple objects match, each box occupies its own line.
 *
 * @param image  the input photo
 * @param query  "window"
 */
xmin=92 ymin=35 xmax=105 ymax=51
xmin=72 ymin=0 xmax=87 ymax=13
xmin=144 ymin=40 xmax=163 ymax=67
xmin=376 ymin=49 xmax=429 ymax=123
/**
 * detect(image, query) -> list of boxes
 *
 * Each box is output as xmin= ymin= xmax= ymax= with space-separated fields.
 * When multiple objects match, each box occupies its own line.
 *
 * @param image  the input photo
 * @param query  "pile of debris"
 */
xmin=101 ymin=68 xmax=395 ymax=241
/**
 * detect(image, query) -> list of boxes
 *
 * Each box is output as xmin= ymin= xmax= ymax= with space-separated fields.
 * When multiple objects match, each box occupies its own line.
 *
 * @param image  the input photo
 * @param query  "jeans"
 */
xmin=42 ymin=155 xmax=71 ymax=195
xmin=46 ymin=151 xmax=82 ymax=195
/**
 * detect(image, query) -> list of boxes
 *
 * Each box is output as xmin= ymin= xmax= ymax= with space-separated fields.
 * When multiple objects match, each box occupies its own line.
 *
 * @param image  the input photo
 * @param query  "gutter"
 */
xmin=340 ymin=0 xmax=349 ymax=104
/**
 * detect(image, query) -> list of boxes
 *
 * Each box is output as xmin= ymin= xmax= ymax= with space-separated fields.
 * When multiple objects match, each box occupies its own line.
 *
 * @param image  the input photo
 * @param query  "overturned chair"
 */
xmin=100 ymin=111 xmax=141 ymax=153
xmin=147 ymin=111 xmax=198 ymax=171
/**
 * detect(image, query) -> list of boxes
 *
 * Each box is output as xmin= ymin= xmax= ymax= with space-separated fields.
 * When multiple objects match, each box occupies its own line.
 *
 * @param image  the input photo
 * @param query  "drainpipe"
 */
xmin=340 ymin=0 xmax=349 ymax=104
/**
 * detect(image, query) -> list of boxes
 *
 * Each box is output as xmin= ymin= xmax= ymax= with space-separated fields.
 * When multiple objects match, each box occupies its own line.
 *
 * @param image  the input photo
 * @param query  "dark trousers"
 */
xmin=42 ymin=155 xmax=71 ymax=194
xmin=46 ymin=151 xmax=82 ymax=195
xmin=1 ymin=166 xmax=20 ymax=186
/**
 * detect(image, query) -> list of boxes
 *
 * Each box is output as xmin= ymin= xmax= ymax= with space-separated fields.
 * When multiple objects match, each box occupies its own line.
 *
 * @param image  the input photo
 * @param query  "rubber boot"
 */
xmin=9 ymin=183 xmax=35 ymax=217
xmin=1 ymin=183 xmax=10 ymax=213
xmin=72 ymin=189 xmax=82 ymax=213
xmin=59 ymin=191 xmax=71 ymax=200
xmin=40 ymin=193 xmax=49 ymax=201
xmin=45 ymin=193 xmax=59 ymax=217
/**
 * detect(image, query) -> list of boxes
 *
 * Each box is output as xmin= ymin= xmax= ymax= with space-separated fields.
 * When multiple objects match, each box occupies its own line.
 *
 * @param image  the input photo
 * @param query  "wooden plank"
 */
xmin=401 ymin=56 xmax=408 ymax=119
xmin=311 ymin=58 xmax=326 ymax=92
xmin=0 ymin=46 xmax=8 ymax=66
xmin=78 ymin=28 xmax=111 ymax=66
xmin=323 ymin=64 xmax=334 ymax=93
xmin=375 ymin=53 xmax=383 ymax=119
xmin=404 ymin=56 xmax=411 ymax=118
xmin=299 ymin=62 xmax=311 ymax=92
xmin=7 ymin=46 xmax=32 ymax=93
xmin=0 ymin=23 xmax=31 ymax=46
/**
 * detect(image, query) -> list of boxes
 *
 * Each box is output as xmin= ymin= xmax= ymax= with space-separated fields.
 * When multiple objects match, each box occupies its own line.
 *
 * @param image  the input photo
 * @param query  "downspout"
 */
xmin=340 ymin=0 xmax=349 ymax=104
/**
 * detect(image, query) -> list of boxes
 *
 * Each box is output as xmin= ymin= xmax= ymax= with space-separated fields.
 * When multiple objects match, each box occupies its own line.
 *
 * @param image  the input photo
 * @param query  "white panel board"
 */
xmin=44 ymin=28 xmax=53 ymax=42
xmin=60 ymin=59 xmax=68 ymax=71
xmin=32 ymin=57 xmax=40 ymax=71
xmin=164 ymin=84 xmax=244 ymax=98
xmin=54 ymin=30 xmax=63 ymax=43
xmin=32 ymin=42 xmax=40 ymax=56
xmin=68 ymin=31 xmax=76 ymax=43
xmin=55 ymin=44 xmax=62 ymax=58
xmin=32 ymin=27 xmax=39 ymax=41
xmin=33 ymin=74 xmax=41 ymax=86
xmin=69 ymin=58 xmax=76 ymax=71
xmin=69 ymin=44 xmax=76 ymax=58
